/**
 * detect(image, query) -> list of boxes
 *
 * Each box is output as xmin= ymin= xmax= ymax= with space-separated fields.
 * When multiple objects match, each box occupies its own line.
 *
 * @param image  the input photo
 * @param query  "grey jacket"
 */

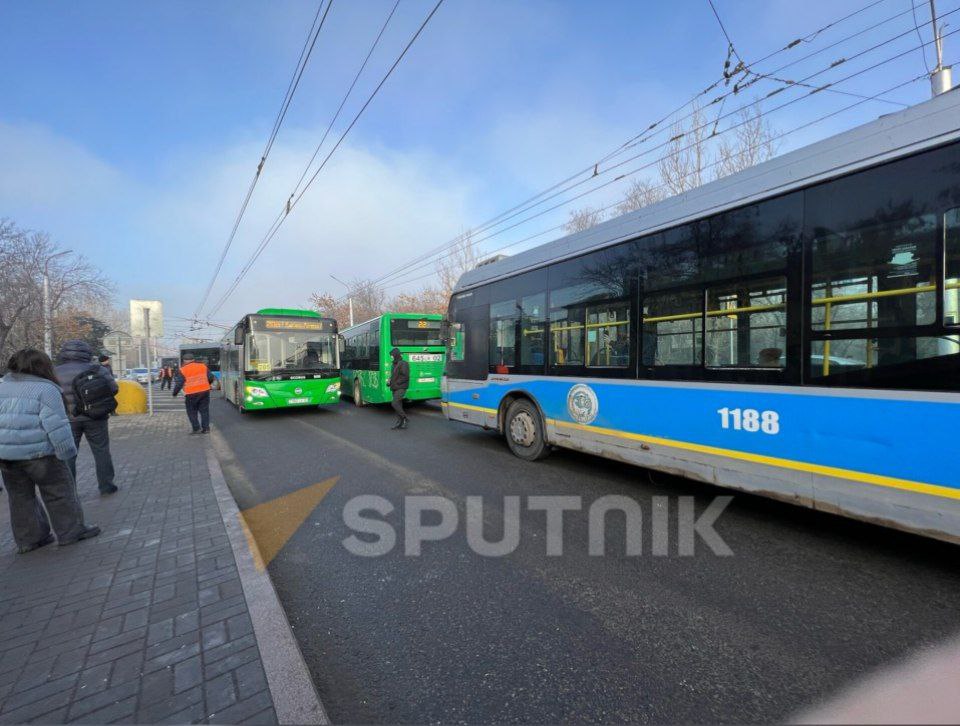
xmin=0 ymin=372 xmax=78 ymax=462
xmin=54 ymin=340 xmax=118 ymax=421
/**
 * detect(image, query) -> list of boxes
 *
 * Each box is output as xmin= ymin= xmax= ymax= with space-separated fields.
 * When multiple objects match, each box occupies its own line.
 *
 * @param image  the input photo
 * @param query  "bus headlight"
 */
xmin=325 ymin=381 xmax=340 ymax=393
xmin=246 ymin=386 xmax=269 ymax=398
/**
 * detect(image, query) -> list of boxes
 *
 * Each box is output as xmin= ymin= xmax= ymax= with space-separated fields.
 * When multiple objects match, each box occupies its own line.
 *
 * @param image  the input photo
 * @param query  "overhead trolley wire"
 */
xmin=193 ymin=0 xmax=334 ymax=321
xmin=205 ymin=0 xmax=446 ymax=318
xmin=288 ymin=0 xmax=402 ymax=204
xmin=355 ymin=28 xmax=957 ymax=297
xmin=372 ymin=68 xmax=933 ymax=296
xmin=361 ymin=0 xmax=932 ymax=293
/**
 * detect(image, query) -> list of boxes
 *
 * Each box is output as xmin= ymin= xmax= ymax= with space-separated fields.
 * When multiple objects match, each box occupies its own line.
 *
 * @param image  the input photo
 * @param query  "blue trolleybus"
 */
xmin=442 ymin=90 xmax=960 ymax=543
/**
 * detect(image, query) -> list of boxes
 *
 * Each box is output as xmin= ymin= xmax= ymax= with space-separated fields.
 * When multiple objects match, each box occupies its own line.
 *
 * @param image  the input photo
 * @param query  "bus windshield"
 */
xmin=390 ymin=318 xmax=443 ymax=347
xmin=245 ymin=331 xmax=337 ymax=372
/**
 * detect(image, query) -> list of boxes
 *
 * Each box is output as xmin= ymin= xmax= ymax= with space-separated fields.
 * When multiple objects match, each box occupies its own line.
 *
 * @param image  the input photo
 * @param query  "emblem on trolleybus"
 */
xmin=566 ymin=384 xmax=598 ymax=425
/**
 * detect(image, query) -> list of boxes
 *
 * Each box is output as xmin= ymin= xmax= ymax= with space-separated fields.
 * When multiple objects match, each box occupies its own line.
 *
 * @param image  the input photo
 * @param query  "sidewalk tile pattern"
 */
xmin=0 ymin=413 xmax=277 ymax=724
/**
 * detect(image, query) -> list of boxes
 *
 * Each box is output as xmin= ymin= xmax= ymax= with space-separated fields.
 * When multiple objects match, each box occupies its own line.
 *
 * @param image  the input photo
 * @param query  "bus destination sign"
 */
xmin=253 ymin=318 xmax=334 ymax=332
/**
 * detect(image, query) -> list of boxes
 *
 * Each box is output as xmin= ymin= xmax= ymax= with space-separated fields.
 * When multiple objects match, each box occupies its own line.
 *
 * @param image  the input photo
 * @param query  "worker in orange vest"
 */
xmin=171 ymin=352 xmax=215 ymax=434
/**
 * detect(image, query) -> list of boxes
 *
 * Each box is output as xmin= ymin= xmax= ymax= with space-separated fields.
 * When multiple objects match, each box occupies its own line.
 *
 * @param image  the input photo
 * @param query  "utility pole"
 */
xmin=330 ymin=274 xmax=355 ymax=327
xmin=144 ymin=308 xmax=154 ymax=416
xmin=929 ymin=0 xmax=954 ymax=96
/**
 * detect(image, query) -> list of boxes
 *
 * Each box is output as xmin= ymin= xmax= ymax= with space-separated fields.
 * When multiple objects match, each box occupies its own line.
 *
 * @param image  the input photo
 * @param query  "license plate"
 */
xmin=409 ymin=354 xmax=442 ymax=362
xmin=287 ymin=397 xmax=310 ymax=404
xmin=417 ymin=377 xmax=436 ymax=383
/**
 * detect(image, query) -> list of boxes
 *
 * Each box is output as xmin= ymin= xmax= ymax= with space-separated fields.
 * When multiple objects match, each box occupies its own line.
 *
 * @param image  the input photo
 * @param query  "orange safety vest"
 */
xmin=180 ymin=361 xmax=211 ymax=395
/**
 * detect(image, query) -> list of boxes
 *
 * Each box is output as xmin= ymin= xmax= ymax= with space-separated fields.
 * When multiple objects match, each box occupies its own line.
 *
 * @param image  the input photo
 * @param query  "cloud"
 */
xmin=0 ymin=120 xmax=477 ymax=336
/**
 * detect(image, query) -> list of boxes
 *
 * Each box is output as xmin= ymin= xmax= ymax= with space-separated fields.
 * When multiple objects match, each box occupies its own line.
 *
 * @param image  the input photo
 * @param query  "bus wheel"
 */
xmin=504 ymin=399 xmax=550 ymax=461
xmin=353 ymin=379 xmax=365 ymax=407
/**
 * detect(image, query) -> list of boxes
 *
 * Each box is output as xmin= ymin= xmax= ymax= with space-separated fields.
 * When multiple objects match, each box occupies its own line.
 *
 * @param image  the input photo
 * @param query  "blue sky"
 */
xmin=0 ymin=0 xmax=949 ymax=344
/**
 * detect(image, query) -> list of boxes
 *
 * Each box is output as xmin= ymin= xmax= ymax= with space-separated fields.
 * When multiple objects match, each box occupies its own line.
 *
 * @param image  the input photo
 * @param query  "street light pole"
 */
xmin=329 ymin=274 xmax=354 ymax=327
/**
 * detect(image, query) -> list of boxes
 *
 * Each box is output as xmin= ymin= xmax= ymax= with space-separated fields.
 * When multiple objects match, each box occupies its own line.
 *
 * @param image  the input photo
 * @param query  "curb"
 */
xmin=206 ymin=448 xmax=329 ymax=725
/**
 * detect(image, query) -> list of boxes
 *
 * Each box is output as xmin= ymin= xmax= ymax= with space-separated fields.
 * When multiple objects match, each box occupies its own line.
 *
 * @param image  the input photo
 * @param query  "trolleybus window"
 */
xmin=946 ymin=209 xmax=960 ymax=327
xmin=705 ymin=277 xmax=786 ymax=368
xmin=642 ymin=290 xmax=702 ymax=366
xmin=390 ymin=318 xmax=443 ymax=347
xmin=810 ymin=213 xmax=938 ymax=332
xmin=586 ymin=302 xmax=629 ymax=367
xmin=520 ymin=294 xmax=545 ymax=366
xmin=489 ymin=299 xmax=517 ymax=368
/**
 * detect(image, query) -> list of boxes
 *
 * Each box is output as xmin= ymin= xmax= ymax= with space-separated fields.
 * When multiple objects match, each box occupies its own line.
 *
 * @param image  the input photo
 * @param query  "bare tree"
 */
xmin=563 ymin=206 xmax=605 ymax=234
xmin=715 ymin=103 xmax=779 ymax=179
xmin=389 ymin=288 xmax=447 ymax=315
xmin=615 ymin=178 xmax=666 ymax=216
xmin=658 ymin=102 xmax=710 ymax=196
xmin=310 ymin=278 xmax=385 ymax=329
xmin=436 ymin=230 xmax=479 ymax=302
xmin=0 ymin=220 xmax=111 ymax=363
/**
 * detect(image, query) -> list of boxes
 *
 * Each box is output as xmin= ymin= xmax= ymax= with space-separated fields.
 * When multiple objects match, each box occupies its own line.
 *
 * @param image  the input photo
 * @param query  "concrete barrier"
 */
xmin=115 ymin=379 xmax=147 ymax=414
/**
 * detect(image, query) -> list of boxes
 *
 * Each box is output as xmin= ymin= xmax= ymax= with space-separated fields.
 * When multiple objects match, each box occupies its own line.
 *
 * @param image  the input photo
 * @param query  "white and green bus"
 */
xmin=341 ymin=313 xmax=445 ymax=406
xmin=221 ymin=308 xmax=340 ymax=412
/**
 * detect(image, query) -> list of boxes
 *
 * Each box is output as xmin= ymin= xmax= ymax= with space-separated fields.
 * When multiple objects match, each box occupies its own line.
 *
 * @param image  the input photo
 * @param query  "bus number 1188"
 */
xmin=717 ymin=407 xmax=780 ymax=434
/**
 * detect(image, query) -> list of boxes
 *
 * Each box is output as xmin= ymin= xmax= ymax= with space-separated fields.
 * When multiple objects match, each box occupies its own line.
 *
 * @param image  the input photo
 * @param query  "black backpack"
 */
xmin=72 ymin=365 xmax=118 ymax=419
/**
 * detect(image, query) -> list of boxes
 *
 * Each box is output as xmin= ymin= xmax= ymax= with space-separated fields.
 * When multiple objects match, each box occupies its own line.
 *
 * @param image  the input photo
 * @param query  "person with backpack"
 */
xmin=172 ymin=352 xmax=214 ymax=434
xmin=55 ymin=340 xmax=119 ymax=495
xmin=0 ymin=349 xmax=101 ymax=553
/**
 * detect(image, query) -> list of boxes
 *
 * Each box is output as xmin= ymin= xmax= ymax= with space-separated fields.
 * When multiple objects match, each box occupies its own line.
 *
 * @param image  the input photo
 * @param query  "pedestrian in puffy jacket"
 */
xmin=55 ymin=339 xmax=119 ymax=494
xmin=0 ymin=349 xmax=101 ymax=554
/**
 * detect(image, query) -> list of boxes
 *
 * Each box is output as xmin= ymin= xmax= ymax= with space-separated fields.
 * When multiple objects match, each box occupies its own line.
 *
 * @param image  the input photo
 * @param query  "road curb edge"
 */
xmin=205 ymin=447 xmax=329 ymax=725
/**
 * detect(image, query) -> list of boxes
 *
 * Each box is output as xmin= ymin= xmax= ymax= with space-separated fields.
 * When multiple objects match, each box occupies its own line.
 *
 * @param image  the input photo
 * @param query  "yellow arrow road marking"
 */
xmin=239 ymin=476 xmax=339 ymax=571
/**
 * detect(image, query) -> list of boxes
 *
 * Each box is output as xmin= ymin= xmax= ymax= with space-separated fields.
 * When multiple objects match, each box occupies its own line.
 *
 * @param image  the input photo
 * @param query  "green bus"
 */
xmin=221 ymin=308 xmax=341 ymax=412
xmin=341 ymin=313 xmax=445 ymax=406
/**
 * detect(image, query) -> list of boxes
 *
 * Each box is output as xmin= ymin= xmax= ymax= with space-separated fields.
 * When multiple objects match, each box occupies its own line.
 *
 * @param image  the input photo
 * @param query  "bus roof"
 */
xmin=340 ymin=312 xmax=443 ymax=335
xmin=454 ymin=88 xmax=960 ymax=294
xmin=255 ymin=308 xmax=320 ymax=317
xmin=179 ymin=342 xmax=218 ymax=351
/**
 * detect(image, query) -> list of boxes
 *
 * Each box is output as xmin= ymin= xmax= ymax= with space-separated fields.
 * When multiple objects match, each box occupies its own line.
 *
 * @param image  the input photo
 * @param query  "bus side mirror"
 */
xmin=234 ymin=328 xmax=244 ymax=345
xmin=440 ymin=319 xmax=451 ymax=343
xmin=338 ymin=334 xmax=345 ymax=354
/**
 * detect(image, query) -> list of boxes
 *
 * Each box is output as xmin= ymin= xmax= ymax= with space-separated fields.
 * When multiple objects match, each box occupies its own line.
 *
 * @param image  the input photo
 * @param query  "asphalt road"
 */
xmin=207 ymin=394 xmax=960 ymax=724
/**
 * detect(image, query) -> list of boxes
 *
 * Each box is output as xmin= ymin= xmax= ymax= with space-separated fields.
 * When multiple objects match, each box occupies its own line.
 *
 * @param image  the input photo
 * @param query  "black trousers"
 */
xmin=391 ymin=389 xmax=406 ymax=417
xmin=1 ymin=456 xmax=87 ymax=547
xmin=67 ymin=418 xmax=115 ymax=492
xmin=160 ymin=377 xmax=172 ymax=390
xmin=185 ymin=391 xmax=210 ymax=431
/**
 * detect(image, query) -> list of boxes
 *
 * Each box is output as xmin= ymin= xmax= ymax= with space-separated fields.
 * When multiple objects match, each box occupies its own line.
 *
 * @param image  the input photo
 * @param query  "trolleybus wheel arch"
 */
xmin=504 ymin=398 xmax=550 ymax=461
xmin=354 ymin=379 xmax=365 ymax=407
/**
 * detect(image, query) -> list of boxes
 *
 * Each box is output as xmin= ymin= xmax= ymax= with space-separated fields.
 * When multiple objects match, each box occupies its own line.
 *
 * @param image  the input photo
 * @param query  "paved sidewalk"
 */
xmin=0 ymin=413 xmax=322 ymax=724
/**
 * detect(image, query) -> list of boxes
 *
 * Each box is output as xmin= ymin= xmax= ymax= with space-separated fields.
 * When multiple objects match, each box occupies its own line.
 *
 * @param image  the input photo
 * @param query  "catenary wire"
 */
xmin=367 ymin=70 xmax=930 ymax=296
xmin=205 ymin=0 xmax=445 ymax=318
xmin=357 ymin=21 xmax=957 ymax=295
xmin=363 ymin=0 xmax=936 ymax=290
xmin=356 ymin=27 xmax=953 ymax=297
xmin=193 ymin=0 xmax=333 ymax=320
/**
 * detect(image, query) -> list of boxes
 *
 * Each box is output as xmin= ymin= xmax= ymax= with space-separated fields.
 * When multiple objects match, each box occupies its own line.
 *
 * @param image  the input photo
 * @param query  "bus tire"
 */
xmin=504 ymin=398 xmax=550 ymax=461
xmin=354 ymin=379 xmax=365 ymax=407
